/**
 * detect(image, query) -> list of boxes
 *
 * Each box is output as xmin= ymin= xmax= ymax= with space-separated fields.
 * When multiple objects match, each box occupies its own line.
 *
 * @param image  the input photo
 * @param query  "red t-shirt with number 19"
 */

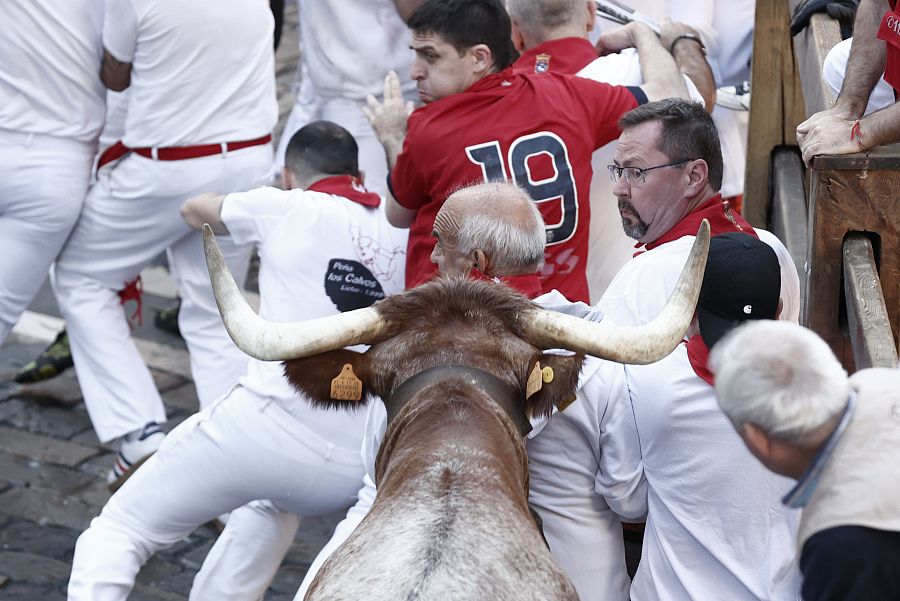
xmin=388 ymin=66 xmax=642 ymax=303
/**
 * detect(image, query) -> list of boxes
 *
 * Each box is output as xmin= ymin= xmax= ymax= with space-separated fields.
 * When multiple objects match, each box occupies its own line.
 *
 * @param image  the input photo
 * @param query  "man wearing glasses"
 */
xmin=597 ymin=97 xmax=801 ymax=329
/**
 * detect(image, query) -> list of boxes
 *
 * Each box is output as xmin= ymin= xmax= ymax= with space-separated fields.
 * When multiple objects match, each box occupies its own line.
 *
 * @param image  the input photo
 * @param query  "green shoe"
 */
xmin=14 ymin=330 xmax=74 ymax=384
xmin=153 ymin=302 xmax=181 ymax=338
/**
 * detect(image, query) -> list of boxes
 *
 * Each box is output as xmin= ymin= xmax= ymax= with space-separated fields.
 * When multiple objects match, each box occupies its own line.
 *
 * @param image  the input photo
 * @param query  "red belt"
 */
xmin=97 ymin=134 xmax=272 ymax=169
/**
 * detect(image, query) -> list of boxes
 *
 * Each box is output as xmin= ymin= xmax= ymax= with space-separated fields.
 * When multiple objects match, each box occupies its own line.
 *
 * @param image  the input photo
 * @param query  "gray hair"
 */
xmin=456 ymin=196 xmax=546 ymax=274
xmin=506 ymin=0 xmax=587 ymax=44
xmin=710 ymin=320 xmax=850 ymax=445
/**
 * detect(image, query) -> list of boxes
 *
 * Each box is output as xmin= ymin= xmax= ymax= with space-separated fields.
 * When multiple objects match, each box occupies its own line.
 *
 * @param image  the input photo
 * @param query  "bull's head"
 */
xmin=202 ymin=219 xmax=709 ymax=446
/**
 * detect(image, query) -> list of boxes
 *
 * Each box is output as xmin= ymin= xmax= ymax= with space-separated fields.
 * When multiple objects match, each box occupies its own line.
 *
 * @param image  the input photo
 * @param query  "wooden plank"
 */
xmin=843 ymin=235 xmax=898 ymax=369
xmin=792 ymin=12 xmax=842 ymax=117
xmin=744 ymin=0 xmax=791 ymax=227
xmin=804 ymin=166 xmax=900 ymax=369
xmin=770 ymin=147 xmax=808 ymax=309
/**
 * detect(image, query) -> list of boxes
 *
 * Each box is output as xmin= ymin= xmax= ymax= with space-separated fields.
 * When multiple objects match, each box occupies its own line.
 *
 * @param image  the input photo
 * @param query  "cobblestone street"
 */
xmin=0 ymin=5 xmax=345 ymax=598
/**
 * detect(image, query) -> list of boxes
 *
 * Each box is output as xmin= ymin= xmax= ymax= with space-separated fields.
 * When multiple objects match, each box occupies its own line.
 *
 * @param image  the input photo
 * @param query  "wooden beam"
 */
xmin=744 ymin=0 xmax=807 ymax=228
xmin=770 ymin=147 xmax=808 ymax=310
xmin=843 ymin=234 xmax=898 ymax=369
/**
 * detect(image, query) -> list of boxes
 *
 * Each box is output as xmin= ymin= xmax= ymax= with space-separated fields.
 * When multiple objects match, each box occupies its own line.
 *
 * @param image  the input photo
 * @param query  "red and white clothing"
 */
xmin=0 ymin=0 xmax=105 ymax=344
xmin=54 ymin=0 xmax=278 ymax=442
xmin=68 ymin=180 xmax=408 ymax=601
xmin=390 ymin=68 xmax=644 ymax=303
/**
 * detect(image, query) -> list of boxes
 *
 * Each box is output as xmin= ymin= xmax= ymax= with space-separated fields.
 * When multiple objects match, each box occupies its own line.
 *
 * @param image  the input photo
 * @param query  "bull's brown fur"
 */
xmin=283 ymin=278 xmax=583 ymax=600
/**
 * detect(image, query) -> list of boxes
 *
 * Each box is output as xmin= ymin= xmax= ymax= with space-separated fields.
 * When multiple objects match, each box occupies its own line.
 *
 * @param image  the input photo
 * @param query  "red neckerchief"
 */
xmin=307 ymin=175 xmax=381 ymax=207
xmin=470 ymin=268 xmax=544 ymax=299
xmin=511 ymin=37 xmax=598 ymax=75
xmin=633 ymin=194 xmax=756 ymax=256
xmin=685 ymin=335 xmax=714 ymax=385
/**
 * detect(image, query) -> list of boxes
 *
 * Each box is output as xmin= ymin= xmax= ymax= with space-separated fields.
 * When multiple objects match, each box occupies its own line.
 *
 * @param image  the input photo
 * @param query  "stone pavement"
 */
xmin=0 ymin=5 xmax=347 ymax=599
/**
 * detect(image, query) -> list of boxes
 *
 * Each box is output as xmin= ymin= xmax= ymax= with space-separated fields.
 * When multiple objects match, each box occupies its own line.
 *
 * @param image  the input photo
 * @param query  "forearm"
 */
xmin=180 ymin=193 xmax=229 ymax=234
xmin=635 ymin=25 xmax=689 ymax=101
xmin=671 ymin=38 xmax=716 ymax=110
xmin=837 ymin=0 xmax=891 ymax=116
xmin=382 ymin=136 xmax=405 ymax=170
xmin=857 ymin=100 xmax=900 ymax=148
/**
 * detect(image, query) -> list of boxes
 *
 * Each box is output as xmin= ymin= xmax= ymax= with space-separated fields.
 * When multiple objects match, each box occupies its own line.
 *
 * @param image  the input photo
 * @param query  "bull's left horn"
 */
xmin=202 ymin=224 xmax=386 ymax=361
xmin=521 ymin=219 xmax=710 ymax=364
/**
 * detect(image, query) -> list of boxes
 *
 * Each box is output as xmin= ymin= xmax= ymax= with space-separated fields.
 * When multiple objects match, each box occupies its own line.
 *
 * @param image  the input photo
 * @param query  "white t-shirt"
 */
xmin=221 ymin=185 xmax=407 ymax=450
xmin=626 ymin=344 xmax=801 ymax=601
xmin=597 ymin=230 xmax=800 ymax=329
xmin=298 ymin=0 xmax=415 ymax=100
xmin=0 ymin=0 xmax=106 ymax=142
xmin=103 ymin=0 xmax=277 ymax=147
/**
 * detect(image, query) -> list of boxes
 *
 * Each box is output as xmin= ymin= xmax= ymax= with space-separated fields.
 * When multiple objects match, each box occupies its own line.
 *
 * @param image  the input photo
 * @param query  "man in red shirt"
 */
xmin=366 ymin=0 xmax=688 ymax=303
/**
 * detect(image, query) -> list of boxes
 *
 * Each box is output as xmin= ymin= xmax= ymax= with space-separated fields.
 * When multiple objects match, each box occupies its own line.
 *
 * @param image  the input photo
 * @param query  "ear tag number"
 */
xmin=526 ymin=361 xmax=543 ymax=399
xmin=331 ymin=364 xmax=363 ymax=401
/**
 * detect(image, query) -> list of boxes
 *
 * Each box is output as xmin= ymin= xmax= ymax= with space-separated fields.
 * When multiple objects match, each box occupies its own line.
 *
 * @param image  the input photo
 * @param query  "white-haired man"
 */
xmin=712 ymin=321 xmax=900 ymax=601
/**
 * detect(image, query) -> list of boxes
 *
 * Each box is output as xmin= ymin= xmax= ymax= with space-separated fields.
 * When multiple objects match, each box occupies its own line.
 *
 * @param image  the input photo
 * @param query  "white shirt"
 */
xmin=104 ymin=0 xmax=277 ymax=147
xmin=298 ymin=0 xmax=415 ymax=100
xmin=0 ymin=0 xmax=106 ymax=142
xmin=597 ymin=230 xmax=800 ymax=328
xmin=626 ymin=345 xmax=801 ymax=601
xmin=221 ymin=186 xmax=407 ymax=450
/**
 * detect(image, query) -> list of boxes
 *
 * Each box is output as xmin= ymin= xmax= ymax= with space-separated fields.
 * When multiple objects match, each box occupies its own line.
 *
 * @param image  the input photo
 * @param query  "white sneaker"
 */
xmin=107 ymin=422 xmax=165 ymax=492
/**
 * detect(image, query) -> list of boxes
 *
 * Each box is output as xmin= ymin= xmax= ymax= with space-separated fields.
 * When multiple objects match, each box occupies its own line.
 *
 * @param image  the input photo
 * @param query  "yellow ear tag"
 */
xmin=541 ymin=366 xmax=554 ymax=384
xmin=330 ymin=364 xmax=363 ymax=401
xmin=526 ymin=361 xmax=543 ymax=399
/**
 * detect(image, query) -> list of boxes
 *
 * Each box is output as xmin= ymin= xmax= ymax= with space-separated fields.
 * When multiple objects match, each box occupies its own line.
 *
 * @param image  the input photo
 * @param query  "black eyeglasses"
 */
xmin=607 ymin=159 xmax=694 ymax=185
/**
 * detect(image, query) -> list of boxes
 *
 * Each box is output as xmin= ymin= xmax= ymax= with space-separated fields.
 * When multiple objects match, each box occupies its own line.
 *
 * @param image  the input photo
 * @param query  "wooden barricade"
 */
xmin=748 ymin=0 xmax=900 ymax=370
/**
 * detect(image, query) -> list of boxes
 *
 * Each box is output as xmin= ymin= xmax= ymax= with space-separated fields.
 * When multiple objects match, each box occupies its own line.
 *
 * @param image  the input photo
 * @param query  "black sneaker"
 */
xmin=153 ymin=301 xmax=182 ymax=338
xmin=14 ymin=330 xmax=74 ymax=384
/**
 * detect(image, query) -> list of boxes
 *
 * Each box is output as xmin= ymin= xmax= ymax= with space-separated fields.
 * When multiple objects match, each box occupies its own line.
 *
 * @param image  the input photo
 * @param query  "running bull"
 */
xmin=202 ymin=221 xmax=710 ymax=601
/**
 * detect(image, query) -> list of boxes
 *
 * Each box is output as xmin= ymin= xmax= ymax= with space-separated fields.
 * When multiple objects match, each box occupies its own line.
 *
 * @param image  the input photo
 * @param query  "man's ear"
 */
xmin=685 ymin=158 xmax=709 ymax=195
xmin=473 ymin=248 xmax=488 ymax=273
xmin=584 ymin=0 xmax=596 ymax=33
xmin=739 ymin=422 xmax=772 ymax=462
xmin=470 ymin=44 xmax=494 ymax=74
xmin=510 ymin=20 xmax=527 ymax=53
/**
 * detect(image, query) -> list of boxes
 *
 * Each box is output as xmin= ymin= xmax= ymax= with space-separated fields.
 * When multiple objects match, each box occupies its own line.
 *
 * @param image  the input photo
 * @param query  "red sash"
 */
xmin=307 ymin=175 xmax=381 ymax=207
xmin=878 ymin=7 xmax=900 ymax=93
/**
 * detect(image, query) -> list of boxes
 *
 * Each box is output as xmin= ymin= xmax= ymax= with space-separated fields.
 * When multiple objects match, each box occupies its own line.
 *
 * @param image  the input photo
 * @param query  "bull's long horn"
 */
xmin=521 ymin=220 xmax=710 ymax=364
xmin=202 ymin=224 xmax=386 ymax=361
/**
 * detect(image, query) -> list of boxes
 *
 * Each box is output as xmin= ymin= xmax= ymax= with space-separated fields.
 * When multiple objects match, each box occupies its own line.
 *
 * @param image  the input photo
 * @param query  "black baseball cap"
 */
xmin=698 ymin=233 xmax=781 ymax=349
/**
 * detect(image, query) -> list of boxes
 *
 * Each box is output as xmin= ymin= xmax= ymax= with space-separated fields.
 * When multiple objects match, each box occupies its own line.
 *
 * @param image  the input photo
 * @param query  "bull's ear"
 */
xmin=524 ymin=353 xmax=583 ymax=419
xmin=282 ymin=349 xmax=373 ymax=411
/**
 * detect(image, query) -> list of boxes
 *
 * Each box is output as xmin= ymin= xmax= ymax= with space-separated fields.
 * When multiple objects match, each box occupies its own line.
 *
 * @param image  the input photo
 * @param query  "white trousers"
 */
xmin=824 ymin=37 xmax=896 ymax=115
xmin=0 ymin=129 xmax=95 ymax=344
xmin=53 ymin=146 xmax=271 ymax=441
xmin=67 ymin=385 xmax=365 ymax=601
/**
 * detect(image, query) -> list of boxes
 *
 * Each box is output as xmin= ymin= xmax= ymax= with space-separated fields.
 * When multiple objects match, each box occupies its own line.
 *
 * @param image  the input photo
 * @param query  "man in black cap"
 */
xmin=610 ymin=232 xmax=802 ymax=601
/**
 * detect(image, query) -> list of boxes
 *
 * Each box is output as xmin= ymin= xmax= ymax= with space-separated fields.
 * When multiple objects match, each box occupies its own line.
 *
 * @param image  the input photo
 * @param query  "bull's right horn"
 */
xmin=521 ymin=219 xmax=710 ymax=364
xmin=202 ymin=224 xmax=386 ymax=361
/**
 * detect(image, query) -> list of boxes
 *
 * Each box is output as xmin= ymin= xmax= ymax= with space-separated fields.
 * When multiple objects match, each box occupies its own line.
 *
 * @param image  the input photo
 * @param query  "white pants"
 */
xmin=0 ymin=129 xmax=95 ymax=344
xmin=53 ymin=146 xmax=271 ymax=441
xmin=68 ymin=385 xmax=365 ymax=601
xmin=824 ymin=37 xmax=896 ymax=115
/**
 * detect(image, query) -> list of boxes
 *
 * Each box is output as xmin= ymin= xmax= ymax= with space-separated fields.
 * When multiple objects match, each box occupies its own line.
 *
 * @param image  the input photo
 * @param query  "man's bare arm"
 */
xmin=181 ymin=193 xmax=229 ymax=234
xmin=597 ymin=22 xmax=689 ymax=102
xmin=101 ymin=49 xmax=132 ymax=91
xmin=836 ymin=0 xmax=891 ymax=116
xmin=660 ymin=22 xmax=716 ymax=111
xmin=392 ymin=0 xmax=422 ymax=22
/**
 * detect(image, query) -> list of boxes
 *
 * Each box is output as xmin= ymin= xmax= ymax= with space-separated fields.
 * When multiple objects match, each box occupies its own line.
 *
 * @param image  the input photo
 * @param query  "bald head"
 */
xmin=506 ymin=0 xmax=595 ymax=50
xmin=431 ymin=182 xmax=546 ymax=277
